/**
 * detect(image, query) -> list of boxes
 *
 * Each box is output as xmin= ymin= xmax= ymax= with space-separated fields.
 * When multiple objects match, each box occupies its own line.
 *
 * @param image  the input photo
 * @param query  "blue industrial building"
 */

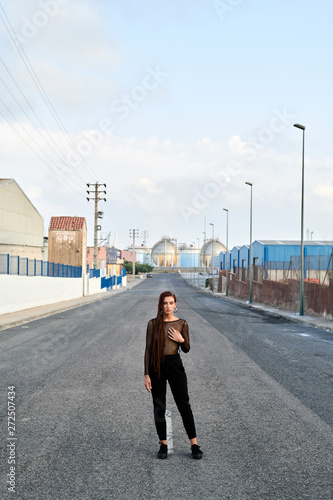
xmin=219 ymin=240 xmax=333 ymax=270
xmin=229 ymin=246 xmax=240 ymax=272
xmin=239 ymin=245 xmax=250 ymax=268
xmin=252 ymin=240 xmax=333 ymax=267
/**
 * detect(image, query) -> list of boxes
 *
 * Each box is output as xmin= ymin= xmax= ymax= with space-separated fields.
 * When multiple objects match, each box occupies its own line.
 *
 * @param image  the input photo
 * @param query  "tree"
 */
xmin=123 ymin=261 xmax=153 ymax=275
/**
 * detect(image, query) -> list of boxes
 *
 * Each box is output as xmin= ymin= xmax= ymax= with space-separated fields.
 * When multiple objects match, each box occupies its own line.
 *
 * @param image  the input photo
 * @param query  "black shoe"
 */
xmin=157 ymin=443 xmax=168 ymax=459
xmin=191 ymin=444 xmax=203 ymax=459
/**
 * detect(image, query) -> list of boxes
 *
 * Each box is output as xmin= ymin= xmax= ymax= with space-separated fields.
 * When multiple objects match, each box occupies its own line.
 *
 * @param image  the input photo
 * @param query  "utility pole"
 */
xmin=87 ymin=182 xmax=106 ymax=270
xmin=129 ymin=229 xmax=139 ymax=276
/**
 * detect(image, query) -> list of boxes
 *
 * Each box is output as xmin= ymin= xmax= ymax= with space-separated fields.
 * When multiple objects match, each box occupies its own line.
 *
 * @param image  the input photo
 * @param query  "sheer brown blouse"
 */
xmin=144 ymin=318 xmax=190 ymax=375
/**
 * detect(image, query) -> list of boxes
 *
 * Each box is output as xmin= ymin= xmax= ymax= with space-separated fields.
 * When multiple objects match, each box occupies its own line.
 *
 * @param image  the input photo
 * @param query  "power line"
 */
xmin=0 ymin=3 xmax=127 ymax=243
xmin=0 ymin=105 xmax=84 ymax=199
xmin=0 ymin=97 xmax=66 ymax=170
xmin=0 ymin=6 xmax=67 ymax=132
xmin=0 ymin=4 xmax=96 ymax=181
xmin=0 ymin=57 xmax=79 ymax=174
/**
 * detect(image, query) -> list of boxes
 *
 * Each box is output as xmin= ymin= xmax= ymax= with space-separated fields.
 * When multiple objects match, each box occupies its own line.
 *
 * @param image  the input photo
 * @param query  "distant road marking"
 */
xmin=165 ymin=410 xmax=173 ymax=454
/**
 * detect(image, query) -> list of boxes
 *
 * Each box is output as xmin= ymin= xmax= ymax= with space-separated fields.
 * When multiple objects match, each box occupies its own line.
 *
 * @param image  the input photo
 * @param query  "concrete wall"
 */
xmin=88 ymin=277 xmax=106 ymax=295
xmin=306 ymin=278 xmax=333 ymax=317
xmin=0 ymin=275 xmax=83 ymax=315
xmin=0 ymin=244 xmax=45 ymax=260
xmin=219 ymin=271 xmax=333 ymax=318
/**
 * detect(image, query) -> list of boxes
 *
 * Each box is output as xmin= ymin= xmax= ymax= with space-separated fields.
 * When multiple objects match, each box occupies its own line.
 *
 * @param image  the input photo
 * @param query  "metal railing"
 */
xmin=0 ymin=253 xmax=82 ymax=278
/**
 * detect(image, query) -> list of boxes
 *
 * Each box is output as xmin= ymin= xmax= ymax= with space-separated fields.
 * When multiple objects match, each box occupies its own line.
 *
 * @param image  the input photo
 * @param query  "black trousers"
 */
xmin=149 ymin=354 xmax=196 ymax=441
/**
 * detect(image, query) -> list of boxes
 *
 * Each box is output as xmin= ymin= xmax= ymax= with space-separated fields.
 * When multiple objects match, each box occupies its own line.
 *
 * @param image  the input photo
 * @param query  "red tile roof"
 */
xmin=49 ymin=216 xmax=86 ymax=231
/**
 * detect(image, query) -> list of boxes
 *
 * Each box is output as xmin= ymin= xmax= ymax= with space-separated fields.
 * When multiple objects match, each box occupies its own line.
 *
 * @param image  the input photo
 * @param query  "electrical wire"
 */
xmin=0 ymin=96 xmax=71 ymax=173
xmin=0 ymin=4 xmax=96 ymax=181
xmin=0 ymin=106 xmax=85 ymax=199
xmin=0 ymin=57 xmax=80 ymax=176
xmin=0 ymin=3 xmax=127 ymax=243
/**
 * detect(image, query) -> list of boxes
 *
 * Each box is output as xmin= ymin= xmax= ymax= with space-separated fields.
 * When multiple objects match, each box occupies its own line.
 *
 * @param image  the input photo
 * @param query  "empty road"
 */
xmin=1 ymin=273 xmax=332 ymax=499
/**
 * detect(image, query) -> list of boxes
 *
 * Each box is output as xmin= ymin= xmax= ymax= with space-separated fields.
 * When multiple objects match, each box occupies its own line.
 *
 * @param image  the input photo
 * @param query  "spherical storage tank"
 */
xmin=151 ymin=237 xmax=177 ymax=266
xmin=200 ymin=239 xmax=226 ymax=267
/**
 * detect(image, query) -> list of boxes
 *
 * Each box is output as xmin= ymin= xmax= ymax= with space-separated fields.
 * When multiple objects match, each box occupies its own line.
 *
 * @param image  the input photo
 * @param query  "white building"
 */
xmin=0 ymin=179 xmax=45 ymax=259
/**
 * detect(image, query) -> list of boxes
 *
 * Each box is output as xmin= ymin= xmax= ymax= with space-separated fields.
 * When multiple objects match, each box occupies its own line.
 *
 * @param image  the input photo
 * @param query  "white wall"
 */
xmin=88 ymin=277 xmax=106 ymax=295
xmin=0 ymin=275 xmax=83 ymax=315
xmin=0 ymin=179 xmax=44 ymax=247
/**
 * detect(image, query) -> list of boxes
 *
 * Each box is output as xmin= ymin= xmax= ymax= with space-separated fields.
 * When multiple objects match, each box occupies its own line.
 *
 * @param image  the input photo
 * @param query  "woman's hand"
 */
xmin=168 ymin=327 xmax=184 ymax=344
xmin=144 ymin=374 xmax=152 ymax=393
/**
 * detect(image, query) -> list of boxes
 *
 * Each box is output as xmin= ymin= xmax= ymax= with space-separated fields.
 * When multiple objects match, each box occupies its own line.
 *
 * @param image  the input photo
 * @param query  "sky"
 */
xmin=0 ymin=0 xmax=332 ymax=250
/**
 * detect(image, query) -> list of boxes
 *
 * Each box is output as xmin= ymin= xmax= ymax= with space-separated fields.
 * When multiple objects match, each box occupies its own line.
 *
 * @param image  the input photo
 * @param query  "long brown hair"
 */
xmin=151 ymin=291 xmax=177 ymax=377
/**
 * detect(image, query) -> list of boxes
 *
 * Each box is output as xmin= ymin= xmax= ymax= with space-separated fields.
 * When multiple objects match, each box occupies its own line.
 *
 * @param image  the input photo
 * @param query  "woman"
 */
xmin=144 ymin=290 xmax=203 ymax=459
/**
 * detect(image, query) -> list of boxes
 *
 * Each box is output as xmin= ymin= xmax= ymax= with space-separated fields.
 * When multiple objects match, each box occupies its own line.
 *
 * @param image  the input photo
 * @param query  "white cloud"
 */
xmin=228 ymin=135 xmax=246 ymax=154
xmin=0 ymin=1 xmax=333 ymax=247
xmin=2 ymin=114 xmax=333 ymax=247
xmin=0 ymin=0 xmax=123 ymax=127
xmin=313 ymin=184 xmax=333 ymax=200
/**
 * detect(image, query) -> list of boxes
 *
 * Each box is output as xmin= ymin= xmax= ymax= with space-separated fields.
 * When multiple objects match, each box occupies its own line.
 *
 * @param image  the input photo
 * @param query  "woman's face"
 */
xmin=162 ymin=296 xmax=176 ymax=315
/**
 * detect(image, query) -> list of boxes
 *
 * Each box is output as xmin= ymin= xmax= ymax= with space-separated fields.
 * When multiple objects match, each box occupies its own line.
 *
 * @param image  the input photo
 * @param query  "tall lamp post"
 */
xmin=191 ymin=242 xmax=195 ymax=283
xmin=209 ymin=223 xmax=214 ymax=292
xmin=202 ymin=231 xmax=206 ymax=288
xmin=245 ymin=182 xmax=253 ymax=303
xmin=202 ymin=231 xmax=206 ymax=268
xmin=294 ymin=123 xmax=306 ymax=316
xmin=223 ymin=208 xmax=229 ymax=296
xmin=196 ymin=237 xmax=200 ymax=287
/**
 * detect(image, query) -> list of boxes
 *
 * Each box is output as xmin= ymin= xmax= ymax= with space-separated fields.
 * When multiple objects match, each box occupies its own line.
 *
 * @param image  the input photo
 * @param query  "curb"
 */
xmin=180 ymin=275 xmax=333 ymax=334
xmin=217 ymin=293 xmax=333 ymax=333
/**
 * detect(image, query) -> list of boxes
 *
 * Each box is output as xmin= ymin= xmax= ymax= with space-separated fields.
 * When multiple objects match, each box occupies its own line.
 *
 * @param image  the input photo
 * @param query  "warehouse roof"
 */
xmin=0 ymin=178 xmax=43 ymax=220
xmin=255 ymin=240 xmax=333 ymax=246
xmin=49 ymin=216 xmax=86 ymax=231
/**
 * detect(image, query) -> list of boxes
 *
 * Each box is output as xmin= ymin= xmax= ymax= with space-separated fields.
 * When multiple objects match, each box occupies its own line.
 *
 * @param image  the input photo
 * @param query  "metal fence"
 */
xmin=0 ymin=254 xmax=82 ymax=278
xmin=89 ymin=268 xmax=126 ymax=280
xmin=89 ymin=268 xmax=101 ymax=279
xmin=101 ymin=270 xmax=125 ymax=290
xmin=233 ymin=253 xmax=333 ymax=285
xmin=101 ymin=276 xmax=112 ymax=289
xmin=264 ymin=254 xmax=333 ymax=284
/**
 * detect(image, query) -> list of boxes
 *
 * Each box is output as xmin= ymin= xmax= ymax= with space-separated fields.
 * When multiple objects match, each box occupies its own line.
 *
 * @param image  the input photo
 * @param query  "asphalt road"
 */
xmin=1 ymin=273 xmax=332 ymax=499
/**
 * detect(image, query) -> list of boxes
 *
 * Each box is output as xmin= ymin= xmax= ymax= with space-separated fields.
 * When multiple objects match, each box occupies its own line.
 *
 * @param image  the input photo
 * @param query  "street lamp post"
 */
xmin=209 ymin=223 xmax=214 ymax=292
xmin=202 ymin=230 xmax=206 ymax=268
xmin=294 ymin=123 xmax=306 ymax=316
xmin=223 ymin=208 xmax=229 ymax=296
xmin=192 ymin=242 xmax=195 ymax=283
xmin=245 ymin=182 xmax=253 ymax=303
xmin=196 ymin=237 xmax=200 ymax=287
